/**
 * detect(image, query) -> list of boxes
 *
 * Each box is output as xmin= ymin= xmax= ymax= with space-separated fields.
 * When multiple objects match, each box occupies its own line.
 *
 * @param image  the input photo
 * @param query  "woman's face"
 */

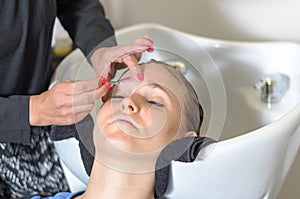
xmin=93 ymin=63 xmax=185 ymax=171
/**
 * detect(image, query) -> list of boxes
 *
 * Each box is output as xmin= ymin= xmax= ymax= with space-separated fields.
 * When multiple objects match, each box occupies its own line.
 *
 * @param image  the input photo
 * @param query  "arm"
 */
xmin=57 ymin=0 xmax=154 ymax=79
xmin=0 ymin=75 xmax=110 ymax=144
xmin=0 ymin=96 xmax=31 ymax=143
xmin=57 ymin=0 xmax=116 ymax=56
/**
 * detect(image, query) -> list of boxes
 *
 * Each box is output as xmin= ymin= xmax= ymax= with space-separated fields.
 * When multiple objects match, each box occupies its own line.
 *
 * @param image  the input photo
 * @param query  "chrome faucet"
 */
xmin=254 ymin=73 xmax=290 ymax=103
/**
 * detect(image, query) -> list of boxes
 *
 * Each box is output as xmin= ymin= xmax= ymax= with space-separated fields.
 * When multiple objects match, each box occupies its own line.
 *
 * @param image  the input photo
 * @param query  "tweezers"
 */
xmin=110 ymin=80 xmax=120 ymax=86
xmin=110 ymin=77 xmax=131 ymax=86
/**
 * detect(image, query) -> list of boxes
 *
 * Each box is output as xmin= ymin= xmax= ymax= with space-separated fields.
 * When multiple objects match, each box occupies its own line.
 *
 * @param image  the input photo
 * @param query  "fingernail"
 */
xmin=106 ymin=82 xmax=111 ymax=90
xmin=148 ymin=38 xmax=154 ymax=44
xmin=100 ymin=76 xmax=106 ymax=85
xmin=147 ymin=45 xmax=154 ymax=52
xmin=137 ymin=73 xmax=144 ymax=81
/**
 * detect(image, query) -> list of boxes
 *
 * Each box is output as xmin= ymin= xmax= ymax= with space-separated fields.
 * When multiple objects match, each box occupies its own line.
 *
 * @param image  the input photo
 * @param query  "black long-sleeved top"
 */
xmin=0 ymin=0 xmax=115 ymax=143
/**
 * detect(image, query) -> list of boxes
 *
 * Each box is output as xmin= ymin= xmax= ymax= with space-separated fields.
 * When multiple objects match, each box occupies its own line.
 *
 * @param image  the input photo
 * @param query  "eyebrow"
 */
xmin=147 ymin=82 xmax=168 ymax=94
xmin=116 ymin=77 xmax=169 ymax=97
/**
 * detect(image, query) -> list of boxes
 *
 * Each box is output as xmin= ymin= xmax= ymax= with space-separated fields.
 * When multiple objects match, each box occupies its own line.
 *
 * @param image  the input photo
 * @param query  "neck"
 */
xmin=77 ymin=160 xmax=155 ymax=199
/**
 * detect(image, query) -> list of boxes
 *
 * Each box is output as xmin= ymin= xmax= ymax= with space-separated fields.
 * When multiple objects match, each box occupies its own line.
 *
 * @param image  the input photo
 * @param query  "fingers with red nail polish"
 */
xmin=106 ymin=82 xmax=111 ymax=90
xmin=101 ymin=76 xmax=106 ymax=85
xmin=137 ymin=72 xmax=144 ymax=81
xmin=147 ymin=45 xmax=154 ymax=52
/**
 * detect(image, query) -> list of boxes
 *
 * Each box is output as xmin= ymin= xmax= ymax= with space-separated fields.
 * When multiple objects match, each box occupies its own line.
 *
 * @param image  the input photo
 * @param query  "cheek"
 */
xmin=94 ymin=104 xmax=110 ymax=149
xmin=97 ymin=102 xmax=112 ymax=125
xmin=160 ymin=108 xmax=182 ymax=140
xmin=95 ymin=102 xmax=118 ymax=142
xmin=142 ymin=110 xmax=182 ymax=152
xmin=138 ymin=107 xmax=168 ymax=138
xmin=96 ymin=101 xmax=135 ymax=152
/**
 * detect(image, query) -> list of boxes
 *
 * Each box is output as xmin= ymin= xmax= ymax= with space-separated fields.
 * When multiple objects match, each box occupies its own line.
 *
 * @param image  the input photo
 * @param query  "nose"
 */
xmin=120 ymin=94 xmax=152 ymax=127
xmin=121 ymin=93 xmax=145 ymax=114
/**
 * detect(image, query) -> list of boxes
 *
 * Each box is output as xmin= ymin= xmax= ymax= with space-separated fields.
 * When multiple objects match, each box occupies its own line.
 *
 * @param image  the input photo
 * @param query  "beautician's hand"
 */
xmin=90 ymin=36 xmax=154 ymax=81
xmin=29 ymin=77 xmax=110 ymax=126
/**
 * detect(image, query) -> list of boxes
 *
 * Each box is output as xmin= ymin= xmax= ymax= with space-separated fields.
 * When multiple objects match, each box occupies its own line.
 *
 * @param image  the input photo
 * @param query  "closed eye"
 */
xmin=148 ymin=100 xmax=164 ymax=107
xmin=112 ymin=96 xmax=164 ymax=107
xmin=111 ymin=95 xmax=125 ymax=99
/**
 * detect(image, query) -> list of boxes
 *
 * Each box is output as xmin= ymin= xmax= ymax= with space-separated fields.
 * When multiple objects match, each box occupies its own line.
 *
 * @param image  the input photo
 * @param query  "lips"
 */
xmin=110 ymin=115 xmax=138 ymax=130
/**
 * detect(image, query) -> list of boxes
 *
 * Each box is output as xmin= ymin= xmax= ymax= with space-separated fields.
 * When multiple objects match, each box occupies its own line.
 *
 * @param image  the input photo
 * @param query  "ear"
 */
xmin=184 ymin=131 xmax=197 ymax=137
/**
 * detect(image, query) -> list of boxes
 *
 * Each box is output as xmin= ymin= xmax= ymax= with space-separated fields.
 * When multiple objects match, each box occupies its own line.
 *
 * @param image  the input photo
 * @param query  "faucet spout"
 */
xmin=254 ymin=73 xmax=290 ymax=103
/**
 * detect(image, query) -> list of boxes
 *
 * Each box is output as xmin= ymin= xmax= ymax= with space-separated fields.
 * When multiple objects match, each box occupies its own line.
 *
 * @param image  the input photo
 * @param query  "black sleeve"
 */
xmin=0 ymin=96 xmax=31 ymax=143
xmin=56 ymin=0 xmax=117 ymax=57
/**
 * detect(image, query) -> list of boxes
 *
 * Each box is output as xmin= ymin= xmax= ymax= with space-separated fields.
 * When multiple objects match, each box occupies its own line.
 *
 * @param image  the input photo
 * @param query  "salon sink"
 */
xmin=115 ymin=23 xmax=300 ymax=140
xmin=52 ymin=23 xmax=300 ymax=198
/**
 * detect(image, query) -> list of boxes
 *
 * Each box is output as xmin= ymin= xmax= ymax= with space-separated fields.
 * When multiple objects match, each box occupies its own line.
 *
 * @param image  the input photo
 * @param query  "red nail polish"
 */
xmin=147 ymin=45 xmax=154 ymax=52
xmin=106 ymin=82 xmax=111 ymax=90
xmin=101 ymin=77 xmax=106 ymax=85
xmin=137 ymin=73 xmax=144 ymax=81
